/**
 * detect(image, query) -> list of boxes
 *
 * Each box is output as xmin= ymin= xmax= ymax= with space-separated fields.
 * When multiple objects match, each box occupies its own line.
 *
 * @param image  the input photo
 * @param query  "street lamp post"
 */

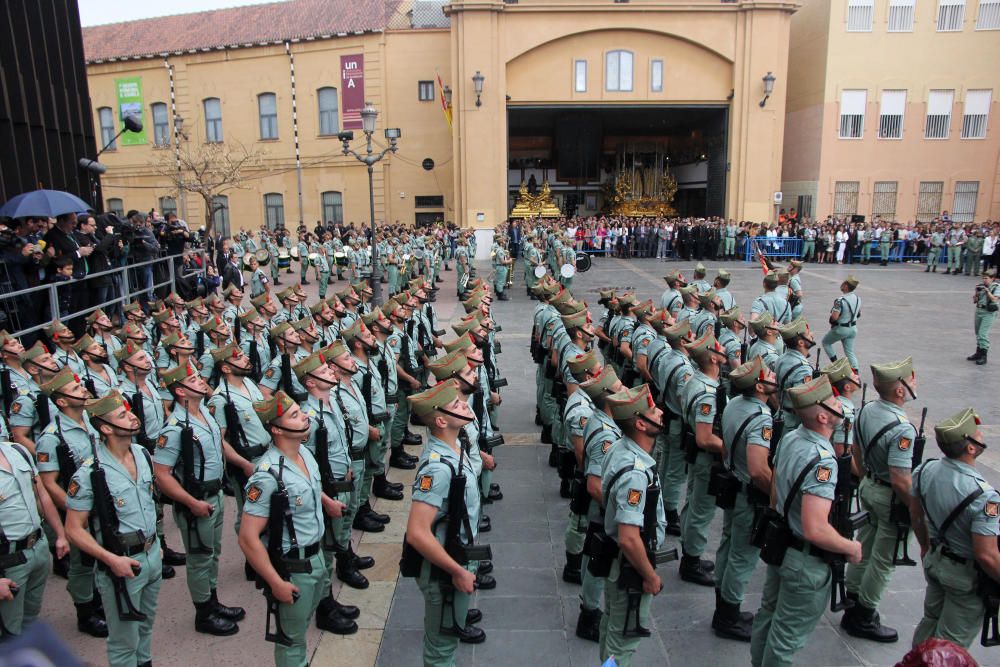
xmin=339 ymin=101 xmax=401 ymax=305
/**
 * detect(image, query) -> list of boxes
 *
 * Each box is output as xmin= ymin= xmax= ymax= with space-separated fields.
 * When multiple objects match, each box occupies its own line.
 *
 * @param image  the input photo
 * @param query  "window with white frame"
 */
xmin=925 ymin=90 xmax=954 ymax=138
xmin=317 ymin=87 xmax=339 ymax=136
xmin=888 ymin=0 xmax=915 ymax=31
xmin=977 ymin=0 xmax=1000 ymax=28
xmin=258 ymin=93 xmax=278 ymax=140
xmin=650 ymin=60 xmax=664 ymax=93
xmin=204 ymin=98 xmax=223 ymax=142
xmin=962 ymin=89 xmax=992 ymax=138
xmin=917 ymin=182 xmax=944 ymax=221
xmin=847 ymin=0 xmax=874 ymax=31
xmin=839 ymin=89 xmax=866 ymax=138
xmin=937 ymin=0 xmax=966 ymax=30
xmin=151 ymin=103 xmax=170 ymax=146
xmin=98 ymin=107 xmax=116 ymax=149
xmin=878 ymin=90 xmax=906 ymax=139
xmin=833 ymin=181 xmax=860 ymax=216
xmin=605 ymin=50 xmax=633 ymax=92
xmin=264 ymin=193 xmax=284 ymax=229
xmin=418 ymin=81 xmax=435 ymax=102
xmin=872 ymin=182 xmax=898 ymax=218
xmin=574 ymin=60 xmax=587 ymax=93
xmin=952 ymin=181 xmax=979 ymax=222
xmin=321 ymin=191 xmax=343 ymax=225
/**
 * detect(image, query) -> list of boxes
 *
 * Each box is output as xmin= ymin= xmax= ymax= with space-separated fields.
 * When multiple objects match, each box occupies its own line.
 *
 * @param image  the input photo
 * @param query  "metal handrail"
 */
xmin=1 ymin=250 xmax=208 ymax=339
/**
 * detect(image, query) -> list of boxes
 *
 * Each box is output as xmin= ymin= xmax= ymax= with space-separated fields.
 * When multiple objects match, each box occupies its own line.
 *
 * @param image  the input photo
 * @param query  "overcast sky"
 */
xmin=78 ymin=0 xmax=288 ymax=26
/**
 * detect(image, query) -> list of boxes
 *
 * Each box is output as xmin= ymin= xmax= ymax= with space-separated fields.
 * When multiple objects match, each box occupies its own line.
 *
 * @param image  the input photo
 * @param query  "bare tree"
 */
xmin=153 ymin=140 xmax=264 ymax=236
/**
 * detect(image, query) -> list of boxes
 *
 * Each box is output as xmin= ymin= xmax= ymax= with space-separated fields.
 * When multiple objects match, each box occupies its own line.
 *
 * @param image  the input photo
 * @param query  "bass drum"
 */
xmin=560 ymin=263 xmax=576 ymax=279
xmin=255 ymin=249 xmax=270 ymax=267
xmin=277 ymin=248 xmax=291 ymax=269
xmin=290 ymin=247 xmax=300 ymax=261
xmin=334 ymin=251 xmax=348 ymax=267
xmin=533 ymin=265 xmax=547 ymax=278
xmin=241 ymin=253 xmax=255 ymax=271
xmin=576 ymin=253 xmax=592 ymax=273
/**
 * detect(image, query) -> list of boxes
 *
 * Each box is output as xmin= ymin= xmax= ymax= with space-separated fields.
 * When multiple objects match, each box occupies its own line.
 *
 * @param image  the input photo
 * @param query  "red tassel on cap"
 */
xmin=832 ymin=386 xmax=840 ymax=397
xmin=73 ymin=374 xmax=80 ymax=383
xmin=123 ymin=399 xmax=132 ymax=412
xmin=276 ymin=401 xmax=283 ymax=417
xmin=646 ymin=391 xmax=655 ymax=409
xmin=186 ymin=364 xmax=193 ymax=377
xmin=974 ymin=415 xmax=982 ymax=425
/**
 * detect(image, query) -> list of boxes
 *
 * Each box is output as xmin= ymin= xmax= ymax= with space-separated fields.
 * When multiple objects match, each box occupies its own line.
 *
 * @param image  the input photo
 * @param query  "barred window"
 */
xmin=107 ymin=198 xmax=124 ymax=217
xmin=961 ymin=89 xmax=991 ymax=139
xmin=833 ymin=181 xmax=860 ymax=216
xmin=916 ymin=181 xmax=944 ymax=222
xmin=925 ymin=90 xmax=954 ymax=139
xmin=977 ymin=0 xmax=1000 ymax=28
xmin=888 ymin=0 xmax=915 ymax=31
xmin=952 ymin=181 xmax=979 ymax=222
xmin=839 ymin=89 xmax=866 ymax=138
xmin=878 ymin=90 xmax=906 ymax=139
xmin=321 ymin=191 xmax=343 ymax=225
xmin=937 ymin=0 xmax=966 ymax=30
xmin=847 ymin=0 xmax=874 ymax=31
xmin=872 ymin=182 xmax=898 ymax=218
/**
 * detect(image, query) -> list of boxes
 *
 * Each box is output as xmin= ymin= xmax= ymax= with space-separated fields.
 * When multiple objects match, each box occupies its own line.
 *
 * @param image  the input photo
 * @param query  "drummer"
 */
xmin=265 ymin=232 xmax=283 ymax=286
xmin=297 ymin=233 xmax=311 ymax=286
xmin=248 ymin=255 xmax=270 ymax=299
xmin=310 ymin=237 xmax=331 ymax=299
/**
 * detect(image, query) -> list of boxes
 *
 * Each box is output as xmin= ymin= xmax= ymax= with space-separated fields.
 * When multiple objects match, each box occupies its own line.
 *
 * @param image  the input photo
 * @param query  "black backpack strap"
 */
xmin=602 ymin=463 xmax=654 ymax=509
xmin=782 ymin=454 xmax=822 ymax=519
xmin=860 ymin=418 xmax=904 ymax=458
xmin=727 ymin=412 xmax=763 ymax=471
xmin=9 ymin=443 xmax=33 ymax=467
xmin=916 ymin=461 xmax=984 ymax=552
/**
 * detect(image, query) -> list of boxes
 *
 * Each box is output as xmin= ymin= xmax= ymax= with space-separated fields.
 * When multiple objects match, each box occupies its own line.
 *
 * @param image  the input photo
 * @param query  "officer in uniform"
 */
xmin=747 ymin=312 xmax=780 ymax=371
xmin=363 ymin=309 xmax=407 ymax=501
xmin=821 ymin=275 xmax=862 ymax=371
xmin=598 ymin=384 xmax=666 ymax=667
xmin=260 ymin=322 xmax=309 ymax=401
xmin=879 ymin=226 xmax=893 ymax=266
xmin=773 ymin=318 xmax=817 ymax=433
xmin=154 ymin=363 xmax=245 ymax=636
xmin=659 ymin=270 xmax=686 ymax=317
xmin=239 ymin=391 xmax=350 ymax=666
xmin=787 ymin=260 xmax=804 ymax=320
xmin=714 ymin=270 xmax=736 ymax=311
xmin=713 ymin=357 xmax=775 ymax=642
xmin=691 ymin=263 xmax=711 ymax=293
xmin=64 ymin=391 xmax=160 ymax=667
xmin=249 ymin=255 xmax=270 ymax=299
xmin=0 ymin=429 xmax=69 ymax=637
xmin=238 ymin=308 xmax=272 ymax=381
xmin=749 ymin=375 xmax=862 ymax=667
xmin=221 ymin=285 xmax=245 ymax=337
xmin=945 ymin=223 xmax=966 ymax=275
xmin=965 ymin=229 xmax=984 ymax=276
xmin=910 ymin=406 xmax=1000 ymax=649
xmin=403 ymin=380 xmax=485 ymax=665
xmin=35 ymin=367 xmax=108 ymax=636
xmin=842 ymin=357 xmax=919 ymax=642
xmin=750 ymin=272 xmax=791 ymax=332
xmin=926 ymin=228 xmax=945 ymax=272
xmin=5 ymin=340 xmax=60 ymax=456
xmin=493 ymin=239 xmax=512 ymax=300
xmin=677 ymin=331 xmax=725 ymax=587
xmin=801 ymin=225 xmax=817 ymax=262
xmin=968 ymin=269 xmax=999 ymax=365
xmin=819 ymin=358 xmax=861 ymax=458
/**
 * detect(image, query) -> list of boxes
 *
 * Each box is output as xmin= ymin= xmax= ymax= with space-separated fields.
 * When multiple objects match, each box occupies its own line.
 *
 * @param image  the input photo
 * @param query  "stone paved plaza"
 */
xmin=51 ymin=256 xmax=1000 ymax=666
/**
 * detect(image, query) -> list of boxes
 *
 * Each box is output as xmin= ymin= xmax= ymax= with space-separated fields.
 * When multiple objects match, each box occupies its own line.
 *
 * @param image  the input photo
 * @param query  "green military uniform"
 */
xmin=861 ymin=228 xmax=873 ymax=263
xmin=297 ymin=240 xmax=309 ymax=284
xmin=773 ymin=319 xmax=815 ymax=432
xmin=650 ymin=321 xmax=693 ymax=525
xmin=846 ymin=358 xmax=918 ymax=615
xmin=821 ymin=276 xmax=862 ymax=371
xmin=66 ymin=401 xmax=161 ymax=667
xmin=598 ymin=388 xmax=666 ymax=667
xmin=0 ymin=441 xmax=51 ymax=637
xmin=747 ymin=314 xmax=780 ymax=371
xmin=974 ymin=275 xmax=999 ymax=357
xmin=911 ymin=407 xmax=1000 ymax=649
xmin=926 ymin=231 xmax=944 ymax=272
xmin=244 ymin=436 xmax=327 ymax=666
xmin=251 ymin=267 xmax=270 ymax=299
xmin=725 ymin=223 xmax=739 ymax=258
xmin=332 ymin=376 xmax=370 ymax=547
xmin=154 ymin=394 xmax=227 ymax=608
xmin=947 ymin=227 xmax=966 ymax=274
xmin=879 ymin=228 xmax=893 ymax=265
xmin=412 ymin=431 xmax=482 ymax=667
xmin=801 ymin=227 xmax=817 ymax=262
xmin=965 ymin=233 xmax=984 ymax=275
xmin=716 ymin=363 xmax=772 ymax=620
xmin=455 ymin=242 xmax=470 ymax=297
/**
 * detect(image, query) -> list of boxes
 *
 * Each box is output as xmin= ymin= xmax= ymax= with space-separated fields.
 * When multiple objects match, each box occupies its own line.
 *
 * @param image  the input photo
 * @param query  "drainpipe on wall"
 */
xmin=285 ymin=41 xmax=304 ymax=226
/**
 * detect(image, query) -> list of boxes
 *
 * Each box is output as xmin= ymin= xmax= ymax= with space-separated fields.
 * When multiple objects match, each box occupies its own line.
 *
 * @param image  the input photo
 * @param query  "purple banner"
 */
xmin=340 ymin=54 xmax=365 ymax=130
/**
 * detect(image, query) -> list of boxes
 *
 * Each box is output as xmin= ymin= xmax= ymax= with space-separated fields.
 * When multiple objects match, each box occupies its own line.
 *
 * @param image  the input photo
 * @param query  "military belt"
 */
xmin=349 ymin=447 xmax=366 ymax=462
xmin=0 ymin=528 xmax=42 ymax=555
xmin=934 ymin=543 xmax=970 ymax=566
xmin=284 ymin=542 xmax=321 ymax=560
xmin=866 ymin=473 xmax=891 ymax=488
xmin=122 ymin=534 xmax=157 ymax=556
xmin=786 ymin=533 xmax=831 ymax=561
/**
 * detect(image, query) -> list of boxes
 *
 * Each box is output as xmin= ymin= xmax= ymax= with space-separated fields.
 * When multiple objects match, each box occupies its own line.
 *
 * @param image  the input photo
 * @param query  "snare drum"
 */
xmin=277 ymin=248 xmax=291 ymax=269
xmin=255 ymin=249 xmax=271 ymax=267
xmin=334 ymin=251 xmax=347 ymax=267
xmin=242 ymin=253 xmax=254 ymax=271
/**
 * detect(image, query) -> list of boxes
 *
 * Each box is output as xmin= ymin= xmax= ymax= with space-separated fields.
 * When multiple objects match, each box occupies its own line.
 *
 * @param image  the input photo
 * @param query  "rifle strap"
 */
xmin=264 ymin=457 xmax=299 ymax=551
xmin=915 ymin=461 xmax=983 ymax=552
xmin=860 ymin=416 xmax=904 ymax=459
xmin=332 ymin=383 xmax=355 ymax=447
xmin=660 ymin=361 xmax=686 ymax=406
xmin=727 ymin=412 xmax=763 ymax=471
xmin=602 ymin=463 xmax=655 ymax=511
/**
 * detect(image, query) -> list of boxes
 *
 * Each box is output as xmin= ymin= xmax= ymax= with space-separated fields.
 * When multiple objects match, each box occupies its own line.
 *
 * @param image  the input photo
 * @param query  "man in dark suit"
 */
xmin=221 ymin=250 xmax=245 ymax=291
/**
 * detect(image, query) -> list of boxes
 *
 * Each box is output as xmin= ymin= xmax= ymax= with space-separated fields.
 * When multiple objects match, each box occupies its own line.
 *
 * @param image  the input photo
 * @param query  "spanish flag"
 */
xmin=437 ymin=74 xmax=452 ymax=131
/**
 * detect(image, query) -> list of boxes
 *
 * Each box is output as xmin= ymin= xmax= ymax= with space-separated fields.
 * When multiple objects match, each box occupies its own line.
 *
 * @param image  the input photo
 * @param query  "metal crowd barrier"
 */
xmin=0 ymin=251 xmax=206 ymax=340
xmin=742 ymin=237 xmax=933 ymax=264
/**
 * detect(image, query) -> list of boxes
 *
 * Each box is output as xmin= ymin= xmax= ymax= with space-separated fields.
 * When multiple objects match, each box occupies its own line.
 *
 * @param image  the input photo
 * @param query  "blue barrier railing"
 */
xmin=743 ymin=237 xmax=933 ymax=264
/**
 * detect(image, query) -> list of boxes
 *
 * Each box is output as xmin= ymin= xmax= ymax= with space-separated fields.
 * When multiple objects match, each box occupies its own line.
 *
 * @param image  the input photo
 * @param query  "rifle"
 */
xmin=978 ymin=536 xmax=1000 ymax=647
xmin=890 ymin=406 xmax=927 ymax=567
xmin=88 ymin=435 xmax=146 ymax=621
xmin=54 ymin=418 xmax=79 ymax=491
xmin=861 ymin=383 xmax=868 ymax=407
xmin=258 ymin=457 xmax=300 ymax=647
xmin=617 ymin=477 xmax=677 ymax=637
xmin=131 ymin=388 xmax=154 ymax=453
xmin=813 ymin=346 xmax=822 ymax=374
xmin=0 ymin=364 xmax=13 ymax=417
xmin=436 ymin=430 xmax=492 ymax=636
xmin=222 ymin=383 xmax=264 ymax=488
xmin=279 ymin=353 xmax=305 ymax=403
xmin=82 ymin=365 xmax=98 ymax=398
xmin=828 ymin=445 xmax=869 ymax=612
xmin=313 ymin=401 xmax=354 ymax=525
xmin=248 ymin=339 xmax=263 ymax=382
xmin=176 ymin=412 xmax=214 ymax=555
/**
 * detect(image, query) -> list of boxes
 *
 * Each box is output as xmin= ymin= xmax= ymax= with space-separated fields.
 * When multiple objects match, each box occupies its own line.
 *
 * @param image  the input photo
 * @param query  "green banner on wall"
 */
xmin=115 ymin=77 xmax=147 ymax=146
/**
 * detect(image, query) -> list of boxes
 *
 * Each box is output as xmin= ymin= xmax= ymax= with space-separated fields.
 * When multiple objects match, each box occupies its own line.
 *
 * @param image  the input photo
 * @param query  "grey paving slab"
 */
xmin=374 ymin=258 xmax=1000 ymax=667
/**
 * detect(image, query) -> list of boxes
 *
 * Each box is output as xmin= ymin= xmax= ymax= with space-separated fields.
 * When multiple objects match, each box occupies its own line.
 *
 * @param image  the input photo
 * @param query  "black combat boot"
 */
xmin=388 ymin=448 xmax=417 ymax=470
xmin=457 ymin=624 xmax=487 ymax=644
xmin=402 ymin=430 xmax=423 ymax=446
xmin=711 ymin=598 xmax=752 ymax=642
xmin=541 ymin=424 xmax=553 ymax=445
xmin=840 ymin=603 xmax=898 ymax=642
xmin=679 ymin=553 xmax=715 ymax=587
xmin=977 ymin=350 xmax=988 ymax=366
xmin=194 ymin=600 xmax=239 ymax=636
xmin=466 ymin=608 xmax=482 ymax=624
xmin=349 ymin=544 xmax=375 ymax=570
xmin=968 ymin=347 xmax=983 ymax=361
xmin=562 ymin=551 xmax=583 ymax=584
xmin=161 ymin=539 xmax=187 ymax=566
xmin=336 ymin=550 xmax=369 ymax=589
xmin=76 ymin=600 xmax=109 ymax=638
xmin=209 ymin=588 xmax=246 ymax=622
xmin=575 ymin=605 xmax=602 ymax=642
xmin=665 ymin=509 xmax=681 ymax=536
xmin=372 ymin=474 xmax=404 ymax=500
xmin=559 ymin=478 xmax=573 ymax=499
xmin=315 ymin=596 xmax=359 ymax=634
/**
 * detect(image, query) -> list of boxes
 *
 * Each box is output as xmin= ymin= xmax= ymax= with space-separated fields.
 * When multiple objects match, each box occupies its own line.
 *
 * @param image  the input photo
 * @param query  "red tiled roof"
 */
xmin=82 ymin=0 xmax=394 ymax=63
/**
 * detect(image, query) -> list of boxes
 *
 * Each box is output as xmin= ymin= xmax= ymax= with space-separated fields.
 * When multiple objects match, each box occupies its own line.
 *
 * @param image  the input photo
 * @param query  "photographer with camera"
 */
xmin=76 ymin=214 xmax=123 ymax=319
xmin=968 ymin=269 xmax=1000 ymax=366
xmin=124 ymin=211 xmax=161 ymax=312
xmin=0 ymin=217 xmax=46 ymax=342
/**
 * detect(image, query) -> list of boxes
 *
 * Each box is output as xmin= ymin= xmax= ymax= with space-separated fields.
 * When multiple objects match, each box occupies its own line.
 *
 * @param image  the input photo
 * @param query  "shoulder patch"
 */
xmin=247 ymin=485 xmax=262 ymax=502
xmin=429 ymin=452 xmax=441 ymax=461
xmin=762 ymin=427 xmax=773 ymax=441
xmin=418 ymin=475 xmax=433 ymax=492
xmin=580 ymin=417 xmax=588 ymax=429
xmin=700 ymin=403 xmax=712 ymax=416
xmin=627 ymin=489 xmax=642 ymax=506
xmin=602 ymin=440 xmax=613 ymax=453
xmin=816 ymin=466 xmax=832 ymax=483
xmin=67 ymin=479 xmax=80 ymax=497
xmin=986 ymin=502 xmax=1000 ymax=518
xmin=265 ymin=367 xmax=276 ymax=379
xmin=156 ymin=435 xmax=167 ymax=449
xmin=208 ymin=405 xmax=216 ymax=416
xmin=37 ymin=452 xmax=49 ymax=463
xmin=898 ymin=437 xmax=911 ymax=451
xmin=10 ymin=402 xmax=20 ymax=415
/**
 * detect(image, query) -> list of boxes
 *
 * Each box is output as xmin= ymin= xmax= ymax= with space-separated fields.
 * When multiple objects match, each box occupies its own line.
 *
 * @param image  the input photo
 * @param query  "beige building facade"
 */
xmin=84 ymin=0 xmax=802 ymax=232
xmin=781 ymin=0 xmax=1000 ymax=223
